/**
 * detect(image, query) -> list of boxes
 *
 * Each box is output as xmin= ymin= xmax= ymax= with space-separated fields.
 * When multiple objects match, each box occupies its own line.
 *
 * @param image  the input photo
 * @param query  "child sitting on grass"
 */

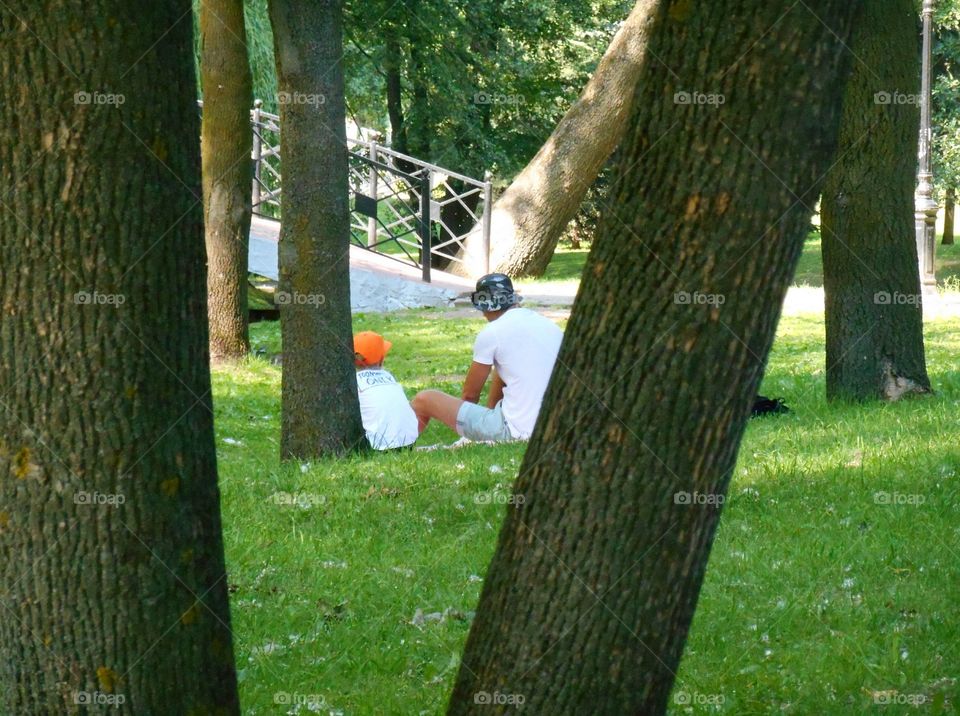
xmin=354 ymin=331 xmax=419 ymax=451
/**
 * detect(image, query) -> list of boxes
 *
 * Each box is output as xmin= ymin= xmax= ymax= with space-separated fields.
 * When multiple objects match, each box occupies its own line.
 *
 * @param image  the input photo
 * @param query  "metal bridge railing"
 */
xmin=244 ymin=99 xmax=491 ymax=279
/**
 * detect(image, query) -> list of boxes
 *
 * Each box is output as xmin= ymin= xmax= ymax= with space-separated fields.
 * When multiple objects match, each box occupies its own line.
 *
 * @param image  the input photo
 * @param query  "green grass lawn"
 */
xmin=212 ymin=308 xmax=960 ymax=714
xmin=536 ymin=235 xmax=960 ymax=291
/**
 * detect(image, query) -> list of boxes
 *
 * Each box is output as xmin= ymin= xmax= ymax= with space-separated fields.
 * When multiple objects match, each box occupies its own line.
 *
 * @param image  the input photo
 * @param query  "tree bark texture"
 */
xmin=448 ymin=1 xmax=859 ymax=714
xmin=0 ymin=2 xmax=239 ymax=713
xmin=459 ymin=0 xmax=660 ymax=278
xmin=821 ymin=0 xmax=931 ymax=402
xmin=269 ymin=0 xmax=367 ymax=458
xmin=201 ymin=0 xmax=254 ymax=362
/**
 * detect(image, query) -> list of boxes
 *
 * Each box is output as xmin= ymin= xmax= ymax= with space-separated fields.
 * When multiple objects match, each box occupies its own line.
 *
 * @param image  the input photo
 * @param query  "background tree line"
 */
xmin=194 ymin=0 xmax=632 ymax=185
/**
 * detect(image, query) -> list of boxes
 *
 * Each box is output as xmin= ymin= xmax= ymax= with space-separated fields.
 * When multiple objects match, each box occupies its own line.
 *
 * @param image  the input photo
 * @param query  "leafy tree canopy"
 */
xmin=194 ymin=0 xmax=633 ymax=184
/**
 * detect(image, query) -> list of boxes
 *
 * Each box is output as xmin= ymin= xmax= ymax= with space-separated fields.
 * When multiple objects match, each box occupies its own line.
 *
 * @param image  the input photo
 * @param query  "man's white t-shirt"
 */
xmin=472 ymin=307 xmax=563 ymax=439
xmin=356 ymin=368 xmax=419 ymax=450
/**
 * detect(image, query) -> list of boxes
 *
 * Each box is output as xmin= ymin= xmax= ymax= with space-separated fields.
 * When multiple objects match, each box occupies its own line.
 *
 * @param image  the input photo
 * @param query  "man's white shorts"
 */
xmin=456 ymin=400 xmax=514 ymax=442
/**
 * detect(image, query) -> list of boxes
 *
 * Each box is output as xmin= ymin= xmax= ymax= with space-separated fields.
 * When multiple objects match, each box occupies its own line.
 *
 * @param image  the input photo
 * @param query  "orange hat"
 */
xmin=354 ymin=331 xmax=392 ymax=366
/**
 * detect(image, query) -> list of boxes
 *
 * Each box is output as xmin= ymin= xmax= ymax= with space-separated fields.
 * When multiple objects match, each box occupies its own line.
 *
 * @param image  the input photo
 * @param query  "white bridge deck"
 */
xmin=249 ymin=216 xmax=474 ymax=312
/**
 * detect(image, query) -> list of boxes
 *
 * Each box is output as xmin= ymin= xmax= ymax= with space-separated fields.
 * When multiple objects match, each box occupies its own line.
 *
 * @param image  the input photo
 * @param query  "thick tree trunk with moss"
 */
xmin=201 ymin=0 xmax=254 ymax=362
xmin=821 ymin=0 xmax=931 ymax=402
xmin=459 ymin=0 xmax=659 ymax=278
xmin=447 ymin=2 xmax=858 ymax=714
xmin=0 ymin=2 xmax=239 ymax=713
xmin=269 ymin=0 xmax=367 ymax=458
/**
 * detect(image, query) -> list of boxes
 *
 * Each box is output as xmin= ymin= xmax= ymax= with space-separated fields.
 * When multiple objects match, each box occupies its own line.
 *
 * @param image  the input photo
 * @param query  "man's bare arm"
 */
xmin=487 ymin=371 xmax=505 ymax=407
xmin=462 ymin=361 xmax=492 ymax=404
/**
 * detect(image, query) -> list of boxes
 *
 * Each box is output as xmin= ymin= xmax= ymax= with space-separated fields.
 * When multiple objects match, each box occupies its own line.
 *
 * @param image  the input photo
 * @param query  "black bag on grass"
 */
xmin=751 ymin=395 xmax=790 ymax=418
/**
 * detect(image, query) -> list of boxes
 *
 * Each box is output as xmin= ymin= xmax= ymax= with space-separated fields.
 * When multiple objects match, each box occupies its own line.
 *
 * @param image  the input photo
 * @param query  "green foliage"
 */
xmin=934 ymin=0 xmax=960 ymax=193
xmin=353 ymin=0 xmax=633 ymax=177
xmin=193 ymin=1 xmax=633 ymax=185
xmin=243 ymin=0 xmax=278 ymax=110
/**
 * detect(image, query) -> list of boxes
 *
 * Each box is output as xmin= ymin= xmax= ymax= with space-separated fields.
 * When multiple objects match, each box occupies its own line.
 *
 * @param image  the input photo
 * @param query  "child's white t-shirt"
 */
xmin=356 ymin=368 xmax=419 ymax=450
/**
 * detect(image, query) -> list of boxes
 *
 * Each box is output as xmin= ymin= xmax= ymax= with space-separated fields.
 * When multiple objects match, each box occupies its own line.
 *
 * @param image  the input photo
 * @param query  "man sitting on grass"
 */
xmin=411 ymin=273 xmax=563 ymax=442
xmin=354 ymin=331 xmax=419 ymax=451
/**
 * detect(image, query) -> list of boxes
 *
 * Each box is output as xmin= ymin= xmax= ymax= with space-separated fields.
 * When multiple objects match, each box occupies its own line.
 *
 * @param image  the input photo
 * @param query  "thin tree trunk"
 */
xmin=943 ymin=187 xmax=955 ymax=245
xmin=406 ymin=28 xmax=432 ymax=162
xmin=459 ymin=0 xmax=659 ymax=278
xmin=201 ymin=0 xmax=254 ymax=362
xmin=385 ymin=32 xmax=406 ymax=153
xmin=821 ymin=0 xmax=931 ymax=402
xmin=448 ymin=1 xmax=859 ymax=713
xmin=269 ymin=0 xmax=367 ymax=458
xmin=0 ymin=2 xmax=239 ymax=712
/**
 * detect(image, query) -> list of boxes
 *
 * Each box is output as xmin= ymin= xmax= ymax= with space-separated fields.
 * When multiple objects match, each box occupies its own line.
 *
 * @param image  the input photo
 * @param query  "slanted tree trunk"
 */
xmin=201 ymin=0 xmax=254 ymax=362
xmin=269 ymin=0 xmax=367 ymax=458
xmin=821 ymin=0 xmax=931 ymax=402
xmin=0 ymin=2 xmax=239 ymax=712
xmin=447 ymin=1 xmax=859 ymax=713
xmin=459 ymin=0 xmax=659 ymax=278
xmin=943 ymin=187 xmax=955 ymax=245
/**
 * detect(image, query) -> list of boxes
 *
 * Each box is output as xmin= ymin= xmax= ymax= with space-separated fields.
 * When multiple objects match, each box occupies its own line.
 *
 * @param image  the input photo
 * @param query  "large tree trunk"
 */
xmin=459 ymin=0 xmax=659 ymax=278
xmin=269 ymin=0 xmax=367 ymax=458
xmin=447 ymin=1 xmax=859 ymax=714
xmin=0 ymin=2 xmax=239 ymax=713
xmin=201 ymin=0 xmax=254 ymax=362
xmin=821 ymin=0 xmax=931 ymax=402
xmin=943 ymin=187 xmax=955 ymax=245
